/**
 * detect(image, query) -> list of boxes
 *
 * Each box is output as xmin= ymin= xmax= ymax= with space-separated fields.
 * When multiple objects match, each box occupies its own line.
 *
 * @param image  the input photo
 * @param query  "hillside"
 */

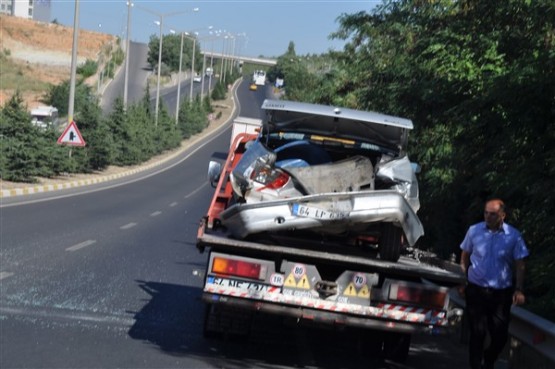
xmin=0 ymin=15 xmax=118 ymax=109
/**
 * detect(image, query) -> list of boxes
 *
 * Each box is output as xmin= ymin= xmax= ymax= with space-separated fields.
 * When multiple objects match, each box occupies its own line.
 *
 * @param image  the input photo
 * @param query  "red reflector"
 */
xmin=391 ymin=284 xmax=447 ymax=309
xmin=252 ymin=166 xmax=290 ymax=190
xmin=265 ymin=172 xmax=289 ymax=189
xmin=212 ymin=257 xmax=262 ymax=280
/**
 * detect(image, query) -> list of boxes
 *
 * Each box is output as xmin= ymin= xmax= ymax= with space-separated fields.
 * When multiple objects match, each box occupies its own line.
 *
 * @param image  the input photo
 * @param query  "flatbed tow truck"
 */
xmin=196 ymin=116 xmax=466 ymax=362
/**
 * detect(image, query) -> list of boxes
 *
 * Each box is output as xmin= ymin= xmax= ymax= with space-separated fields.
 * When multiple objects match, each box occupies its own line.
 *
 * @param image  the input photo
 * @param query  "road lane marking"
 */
xmin=120 ymin=222 xmax=137 ymax=230
xmin=0 ymin=272 xmax=14 ymax=280
xmin=66 ymin=239 xmax=97 ymax=252
xmin=0 ymin=306 xmax=136 ymax=327
xmin=150 ymin=211 xmax=162 ymax=217
xmin=185 ymin=182 xmax=208 ymax=199
xmin=169 ymin=202 xmax=178 ymax=207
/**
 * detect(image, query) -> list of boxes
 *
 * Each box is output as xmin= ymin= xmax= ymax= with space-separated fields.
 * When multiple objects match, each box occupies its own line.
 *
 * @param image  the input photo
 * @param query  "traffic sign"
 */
xmin=57 ymin=121 xmax=86 ymax=146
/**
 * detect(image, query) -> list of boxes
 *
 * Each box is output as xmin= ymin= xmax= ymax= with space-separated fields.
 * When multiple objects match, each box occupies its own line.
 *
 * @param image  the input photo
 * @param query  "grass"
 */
xmin=0 ymin=54 xmax=51 ymax=92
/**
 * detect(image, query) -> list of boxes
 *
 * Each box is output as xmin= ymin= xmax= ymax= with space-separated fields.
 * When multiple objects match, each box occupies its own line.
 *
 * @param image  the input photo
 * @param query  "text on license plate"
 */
xmin=207 ymin=277 xmax=272 ymax=292
xmin=292 ymin=203 xmax=349 ymax=219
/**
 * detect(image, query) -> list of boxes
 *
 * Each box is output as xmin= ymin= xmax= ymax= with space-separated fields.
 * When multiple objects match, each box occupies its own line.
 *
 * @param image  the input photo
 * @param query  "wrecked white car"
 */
xmin=216 ymin=99 xmax=423 ymax=262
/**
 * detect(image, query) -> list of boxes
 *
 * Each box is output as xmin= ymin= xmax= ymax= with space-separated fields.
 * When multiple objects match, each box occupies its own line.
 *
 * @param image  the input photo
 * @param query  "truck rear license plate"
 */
xmin=207 ymin=276 xmax=272 ymax=292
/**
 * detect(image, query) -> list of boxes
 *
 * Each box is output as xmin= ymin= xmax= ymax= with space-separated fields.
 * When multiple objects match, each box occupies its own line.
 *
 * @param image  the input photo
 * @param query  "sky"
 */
xmin=50 ymin=1 xmax=381 ymax=58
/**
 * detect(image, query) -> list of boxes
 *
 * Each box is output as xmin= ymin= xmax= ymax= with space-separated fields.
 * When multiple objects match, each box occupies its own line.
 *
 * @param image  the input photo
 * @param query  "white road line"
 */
xmin=0 ymin=272 xmax=14 ymax=280
xmin=185 ymin=182 xmax=208 ymax=199
xmin=120 ymin=222 xmax=137 ymax=230
xmin=66 ymin=239 xmax=97 ymax=252
xmin=169 ymin=202 xmax=178 ymax=207
xmin=150 ymin=211 xmax=162 ymax=217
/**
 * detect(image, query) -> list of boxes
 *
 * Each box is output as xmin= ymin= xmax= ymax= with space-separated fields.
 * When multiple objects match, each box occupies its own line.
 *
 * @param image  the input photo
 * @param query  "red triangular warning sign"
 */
xmin=57 ymin=121 xmax=86 ymax=146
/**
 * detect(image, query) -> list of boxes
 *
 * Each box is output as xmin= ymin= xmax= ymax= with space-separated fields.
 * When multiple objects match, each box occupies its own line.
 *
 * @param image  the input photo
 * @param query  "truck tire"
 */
xmin=382 ymin=332 xmax=411 ymax=363
xmin=202 ymin=303 xmax=252 ymax=339
xmin=203 ymin=304 xmax=222 ymax=339
xmin=379 ymin=223 xmax=403 ymax=262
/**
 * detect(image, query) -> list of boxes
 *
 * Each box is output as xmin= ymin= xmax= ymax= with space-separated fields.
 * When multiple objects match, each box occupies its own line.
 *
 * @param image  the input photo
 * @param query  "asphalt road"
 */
xmin=0 ymin=82 xmax=472 ymax=369
xmin=101 ymin=41 xmax=152 ymax=114
xmin=100 ymin=41 xmax=216 ymax=117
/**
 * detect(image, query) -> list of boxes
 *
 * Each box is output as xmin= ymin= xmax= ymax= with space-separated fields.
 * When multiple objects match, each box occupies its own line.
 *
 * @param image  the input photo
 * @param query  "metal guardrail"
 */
xmin=509 ymin=306 xmax=555 ymax=365
xmin=450 ymin=290 xmax=555 ymax=368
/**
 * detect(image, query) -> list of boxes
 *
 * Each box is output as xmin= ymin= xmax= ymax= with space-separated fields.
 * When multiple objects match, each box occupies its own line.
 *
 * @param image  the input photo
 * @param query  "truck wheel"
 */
xmin=379 ymin=223 xmax=403 ymax=262
xmin=202 ymin=303 xmax=252 ymax=339
xmin=382 ymin=332 xmax=411 ymax=363
xmin=203 ymin=304 xmax=222 ymax=339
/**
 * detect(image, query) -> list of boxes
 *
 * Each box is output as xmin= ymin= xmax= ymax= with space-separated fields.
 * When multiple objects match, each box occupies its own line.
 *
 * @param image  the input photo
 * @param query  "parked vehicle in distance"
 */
xmin=193 ymin=75 xmax=202 ymax=83
xmin=252 ymin=70 xmax=266 ymax=86
xmin=205 ymin=67 xmax=213 ymax=77
xmin=30 ymin=106 xmax=59 ymax=129
xmin=249 ymin=83 xmax=257 ymax=91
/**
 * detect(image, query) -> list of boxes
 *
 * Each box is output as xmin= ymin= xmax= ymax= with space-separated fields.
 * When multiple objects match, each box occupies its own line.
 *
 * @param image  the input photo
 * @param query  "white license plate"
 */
xmin=208 ymin=277 xmax=272 ymax=292
xmin=292 ymin=203 xmax=349 ymax=220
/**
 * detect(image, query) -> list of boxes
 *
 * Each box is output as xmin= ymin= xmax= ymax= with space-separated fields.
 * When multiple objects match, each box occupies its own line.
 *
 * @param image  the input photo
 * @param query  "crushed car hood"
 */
xmin=261 ymin=99 xmax=413 ymax=155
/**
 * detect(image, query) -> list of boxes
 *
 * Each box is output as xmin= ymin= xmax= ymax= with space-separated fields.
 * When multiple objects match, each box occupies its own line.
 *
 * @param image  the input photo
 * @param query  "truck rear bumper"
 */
xmin=203 ymin=292 xmax=452 ymax=335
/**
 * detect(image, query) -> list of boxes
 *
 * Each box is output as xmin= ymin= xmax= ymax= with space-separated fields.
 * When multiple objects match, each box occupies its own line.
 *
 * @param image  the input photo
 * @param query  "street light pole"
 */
xmin=220 ymin=35 xmax=227 ymax=83
xmin=200 ymin=51 xmax=206 ymax=98
xmin=175 ymin=31 xmax=184 ymax=125
xmin=209 ymin=37 xmax=215 ymax=93
xmin=189 ymin=37 xmax=196 ymax=102
xmin=134 ymin=5 xmax=199 ymax=126
xmin=123 ymin=1 xmax=132 ymax=109
xmin=154 ymin=17 xmax=163 ymax=126
xmin=68 ymin=0 xmax=80 ymax=124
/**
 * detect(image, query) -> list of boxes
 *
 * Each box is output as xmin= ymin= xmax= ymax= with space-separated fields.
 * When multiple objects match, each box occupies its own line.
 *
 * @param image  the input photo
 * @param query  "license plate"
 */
xmin=292 ymin=203 xmax=349 ymax=220
xmin=208 ymin=277 xmax=272 ymax=292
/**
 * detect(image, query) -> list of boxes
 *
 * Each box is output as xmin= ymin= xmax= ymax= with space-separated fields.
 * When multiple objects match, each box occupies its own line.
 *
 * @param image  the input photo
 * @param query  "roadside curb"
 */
xmin=1 ymin=79 xmax=241 ymax=199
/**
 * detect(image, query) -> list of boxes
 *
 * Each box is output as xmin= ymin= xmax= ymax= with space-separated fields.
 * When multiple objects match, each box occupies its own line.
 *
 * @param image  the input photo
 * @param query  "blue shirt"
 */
xmin=460 ymin=222 xmax=529 ymax=289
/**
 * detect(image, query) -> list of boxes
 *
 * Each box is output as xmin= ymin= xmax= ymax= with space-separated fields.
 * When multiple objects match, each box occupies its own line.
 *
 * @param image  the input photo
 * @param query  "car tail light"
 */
xmin=388 ymin=282 xmax=448 ymax=310
xmin=211 ymin=257 xmax=266 ymax=280
xmin=251 ymin=166 xmax=290 ymax=190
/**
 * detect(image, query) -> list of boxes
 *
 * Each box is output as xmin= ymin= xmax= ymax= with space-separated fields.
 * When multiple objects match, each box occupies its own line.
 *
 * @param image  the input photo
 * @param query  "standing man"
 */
xmin=460 ymin=198 xmax=529 ymax=369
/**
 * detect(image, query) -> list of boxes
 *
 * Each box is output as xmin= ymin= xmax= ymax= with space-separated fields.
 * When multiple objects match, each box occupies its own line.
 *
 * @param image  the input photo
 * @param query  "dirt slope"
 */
xmin=0 ymin=15 xmax=117 ymax=107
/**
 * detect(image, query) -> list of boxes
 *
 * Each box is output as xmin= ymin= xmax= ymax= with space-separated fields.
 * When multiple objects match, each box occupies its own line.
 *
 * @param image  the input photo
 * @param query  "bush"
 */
xmin=77 ymin=59 xmax=98 ymax=78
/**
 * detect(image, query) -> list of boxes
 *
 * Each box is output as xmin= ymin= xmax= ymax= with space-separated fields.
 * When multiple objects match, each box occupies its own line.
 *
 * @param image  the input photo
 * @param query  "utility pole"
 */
xmin=68 ymin=0 xmax=80 ymax=124
xmin=123 ymin=1 xmax=132 ymax=109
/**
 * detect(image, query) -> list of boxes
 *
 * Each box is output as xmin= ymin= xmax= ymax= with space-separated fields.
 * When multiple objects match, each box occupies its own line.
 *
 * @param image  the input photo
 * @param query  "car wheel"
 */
xmin=379 ymin=223 xmax=403 ymax=262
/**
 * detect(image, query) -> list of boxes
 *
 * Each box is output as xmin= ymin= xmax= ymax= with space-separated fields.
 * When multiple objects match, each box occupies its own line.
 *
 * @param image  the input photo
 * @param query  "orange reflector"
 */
xmin=212 ymin=257 xmax=263 ymax=280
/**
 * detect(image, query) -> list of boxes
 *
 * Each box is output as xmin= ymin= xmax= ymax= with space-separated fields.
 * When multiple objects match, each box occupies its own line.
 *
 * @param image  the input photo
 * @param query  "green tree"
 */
xmin=42 ymin=80 xmax=95 ymax=117
xmin=1 ymin=91 xmax=72 ymax=181
xmin=286 ymin=0 xmax=554 ymax=320
xmin=147 ymin=33 xmax=201 ymax=73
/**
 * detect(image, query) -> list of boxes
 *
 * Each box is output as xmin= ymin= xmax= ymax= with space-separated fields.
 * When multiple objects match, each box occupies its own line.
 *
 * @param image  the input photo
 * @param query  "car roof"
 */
xmin=261 ymin=99 xmax=413 ymax=154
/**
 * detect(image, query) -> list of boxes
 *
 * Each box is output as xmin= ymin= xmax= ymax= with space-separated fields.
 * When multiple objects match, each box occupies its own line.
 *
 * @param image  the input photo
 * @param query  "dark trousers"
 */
xmin=465 ymin=283 xmax=513 ymax=369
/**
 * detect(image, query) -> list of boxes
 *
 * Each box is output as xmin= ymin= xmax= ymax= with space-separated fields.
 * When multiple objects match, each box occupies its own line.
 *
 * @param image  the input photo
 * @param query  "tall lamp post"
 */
xmin=189 ymin=35 xmax=197 ymax=103
xmin=172 ymin=26 xmax=212 ymax=124
xmin=123 ymin=1 xmax=133 ymax=109
xmin=68 ymin=0 xmax=80 ymax=124
xmin=219 ymin=34 xmax=228 ymax=83
xmin=134 ymin=5 xmax=199 ymax=125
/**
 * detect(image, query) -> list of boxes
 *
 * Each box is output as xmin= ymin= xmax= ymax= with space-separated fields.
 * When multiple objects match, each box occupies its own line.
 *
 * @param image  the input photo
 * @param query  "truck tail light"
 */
xmin=212 ymin=257 xmax=266 ymax=280
xmin=252 ymin=166 xmax=290 ymax=190
xmin=388 ymin=283 xmax=448 ymax=310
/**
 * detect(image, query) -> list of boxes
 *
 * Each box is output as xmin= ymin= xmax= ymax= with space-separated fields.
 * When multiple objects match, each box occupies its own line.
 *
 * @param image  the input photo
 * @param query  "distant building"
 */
xmin=0 ymin=0 xmax=51 ymax=23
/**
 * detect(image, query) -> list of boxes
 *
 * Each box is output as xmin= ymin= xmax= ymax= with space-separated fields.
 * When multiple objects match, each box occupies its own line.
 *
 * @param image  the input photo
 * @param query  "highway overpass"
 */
xmin=200 ymin=51 xmax=277 ymax=66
